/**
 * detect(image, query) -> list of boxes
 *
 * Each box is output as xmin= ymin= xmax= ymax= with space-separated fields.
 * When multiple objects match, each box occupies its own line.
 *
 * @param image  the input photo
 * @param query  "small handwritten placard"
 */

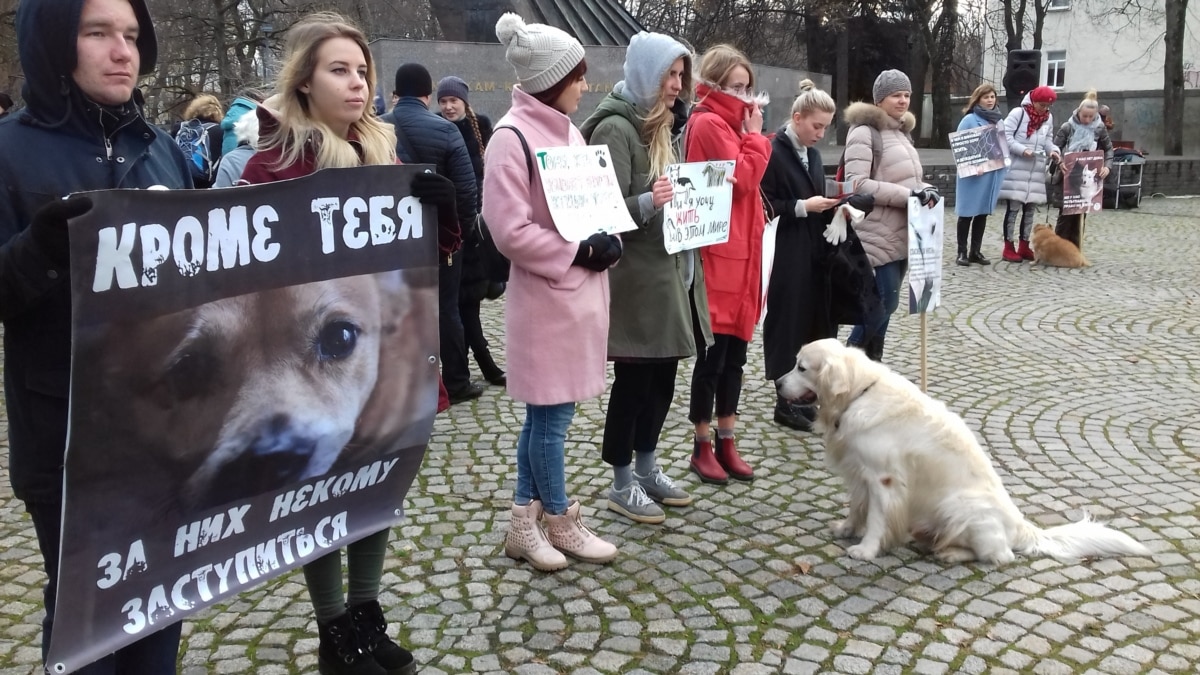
xmin=536 ymin=145 xmax=638 ymax=241
xmin=662 ymin=160 xmax=736 ymax=254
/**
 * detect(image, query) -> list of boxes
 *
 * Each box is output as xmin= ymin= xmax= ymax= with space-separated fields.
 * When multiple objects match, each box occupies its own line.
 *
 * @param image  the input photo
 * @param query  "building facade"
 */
xmin=979 ymin=0 xmax=1200 ymax=155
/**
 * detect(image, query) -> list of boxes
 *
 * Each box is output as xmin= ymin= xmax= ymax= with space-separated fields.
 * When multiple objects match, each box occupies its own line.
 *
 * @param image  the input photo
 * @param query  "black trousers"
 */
xmin=601 ymin=360 xmax=680 ymax=466
xmin=27 ymin=498 xmax=182 ymax=674
xmin=1055 ymin=213 xmax=1084 ymax=249
xmin=439 ymin=250 xmax=471 ymax=392
xmin=956 ymin=214 xmax=988 ymax=253
xmin=459 ymin=286 xmax=502 ymax=379
xmin=689 ymin=331 xmax=747 ymax=424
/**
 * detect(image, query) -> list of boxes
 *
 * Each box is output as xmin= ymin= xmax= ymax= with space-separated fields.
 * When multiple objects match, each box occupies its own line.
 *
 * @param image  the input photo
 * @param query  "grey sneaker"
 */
xmin=634 ymin=467 xmax=694 ymax=507
xmin=607 ymin=482 xmax=666 ymax=524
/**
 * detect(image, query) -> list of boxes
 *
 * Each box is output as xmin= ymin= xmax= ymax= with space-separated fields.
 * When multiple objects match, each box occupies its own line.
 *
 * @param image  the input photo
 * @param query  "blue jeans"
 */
xmin=849 ymin=258 xmax=908 ymax=353
xmin=515 ymin=403 xmax=575 ymax=515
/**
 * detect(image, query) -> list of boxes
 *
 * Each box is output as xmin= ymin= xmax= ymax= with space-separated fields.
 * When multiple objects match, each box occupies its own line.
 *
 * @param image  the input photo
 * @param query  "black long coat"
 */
xmin=761 ymin=132 xmax=838 ymax=382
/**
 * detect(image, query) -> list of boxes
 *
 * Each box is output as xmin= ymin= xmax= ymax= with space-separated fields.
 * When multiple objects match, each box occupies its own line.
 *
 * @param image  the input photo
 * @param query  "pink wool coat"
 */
xmin=482 ymin=87 xmax=611 ymax=405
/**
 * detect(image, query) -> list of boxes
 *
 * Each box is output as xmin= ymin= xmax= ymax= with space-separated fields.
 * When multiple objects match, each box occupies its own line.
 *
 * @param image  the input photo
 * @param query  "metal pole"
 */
xmin=920 ymin=311 xmax=928 ymax=393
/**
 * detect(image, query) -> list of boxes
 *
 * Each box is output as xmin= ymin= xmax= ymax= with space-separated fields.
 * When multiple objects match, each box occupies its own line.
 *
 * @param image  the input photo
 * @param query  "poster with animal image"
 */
xmin=662 ymin=160 xmax=736 ymax=254
xmin=48 ymin=166 xmax=440 ymax=674
xmin=907 ymin=196 xmax=944 ymax=314
xmin=948 ymin=124 xmax=1011 ymax=178
xmin=1060 ymin=150 xmax=1106 ymax=216
xmin=536 ymin=145 xmax=638 ymax=241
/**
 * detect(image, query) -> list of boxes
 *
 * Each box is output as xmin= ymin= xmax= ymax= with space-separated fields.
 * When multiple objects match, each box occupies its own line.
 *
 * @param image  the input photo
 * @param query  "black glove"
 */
xmin=411 ymin=171 xmax=455 ymax=206
xmin=912 ymin=187 xmax=940 ymax=208
xmin=572 ymin=232 xmax=620 ymax=272
xmin=31 ymin=195 xmax=93 ymax=268
xmin=411 ymin=172 xmax=461 ymax=255
xmin=846 ymin=193 xmax=875 ymax=216
xmin=595 ymin=234 xmax=622 ymax=269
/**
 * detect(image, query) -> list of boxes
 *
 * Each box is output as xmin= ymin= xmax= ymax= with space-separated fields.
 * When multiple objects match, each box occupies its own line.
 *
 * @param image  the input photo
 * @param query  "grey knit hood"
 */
xmin=616 ymin=32 xmax=691 ymax=111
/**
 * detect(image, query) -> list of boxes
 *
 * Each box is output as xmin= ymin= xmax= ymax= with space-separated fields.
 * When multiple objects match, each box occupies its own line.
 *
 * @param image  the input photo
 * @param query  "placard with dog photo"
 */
xmin=907 ymin=196 xmax=945 ymax=314
xmin=48 ymin=166 xmax=440 ymax=674
xmin=1060 ymin=150 xmax=1106 ymax=216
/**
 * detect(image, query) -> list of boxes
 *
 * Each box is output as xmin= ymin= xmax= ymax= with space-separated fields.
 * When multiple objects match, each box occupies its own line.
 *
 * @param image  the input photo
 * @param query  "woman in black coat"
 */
xmin=437 ymin=76 xmax=507 ymax=385
xmin=761 ymin=80 xmax=873 ymax=431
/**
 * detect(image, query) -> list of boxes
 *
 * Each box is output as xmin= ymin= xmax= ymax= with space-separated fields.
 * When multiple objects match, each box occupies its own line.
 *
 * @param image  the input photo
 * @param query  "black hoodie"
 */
xmin=0 ymin=0 xmax=192 ymax=503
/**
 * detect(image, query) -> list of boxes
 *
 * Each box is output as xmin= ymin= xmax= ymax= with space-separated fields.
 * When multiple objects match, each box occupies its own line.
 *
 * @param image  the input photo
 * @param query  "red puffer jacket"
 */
xmin=686 ymin=84 xmax=772 ymax=342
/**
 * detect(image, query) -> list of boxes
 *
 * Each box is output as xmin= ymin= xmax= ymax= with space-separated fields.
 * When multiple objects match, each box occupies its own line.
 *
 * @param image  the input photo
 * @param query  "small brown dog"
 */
xmin=1031 ymin=223 xmax=1090 ymax=268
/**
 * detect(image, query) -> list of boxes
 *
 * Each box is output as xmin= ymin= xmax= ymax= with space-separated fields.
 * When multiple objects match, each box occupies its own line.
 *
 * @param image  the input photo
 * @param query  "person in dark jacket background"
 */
xmin=761 ymin=80 xmax=873 ymax=431
xmin=436 ymin=75 xmax=508 ymax=387
xmin=384 ymin=63 xmax=482 ymax=403
xmin=0 ymin=0 xmax=192 ymax=670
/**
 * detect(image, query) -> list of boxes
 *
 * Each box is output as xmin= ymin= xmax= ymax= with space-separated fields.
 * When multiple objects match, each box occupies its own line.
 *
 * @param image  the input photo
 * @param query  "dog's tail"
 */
xmin=1018 ymin=513 xmax=1150 ymax=561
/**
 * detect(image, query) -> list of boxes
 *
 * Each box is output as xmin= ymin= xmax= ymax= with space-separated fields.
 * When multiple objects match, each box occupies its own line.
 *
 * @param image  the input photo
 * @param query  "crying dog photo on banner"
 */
xmin=48 ymin=165 xmax=440 ymax=674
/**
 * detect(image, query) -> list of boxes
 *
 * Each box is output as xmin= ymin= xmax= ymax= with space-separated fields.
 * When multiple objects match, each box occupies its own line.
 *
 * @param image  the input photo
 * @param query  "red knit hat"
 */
xmin=1029 ymin=86 xmax=1057 ymax=103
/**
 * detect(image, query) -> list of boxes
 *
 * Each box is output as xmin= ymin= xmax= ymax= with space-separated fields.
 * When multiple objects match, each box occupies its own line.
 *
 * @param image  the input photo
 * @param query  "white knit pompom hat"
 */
xmin=495 ymin=12 xmax=586 ymax=94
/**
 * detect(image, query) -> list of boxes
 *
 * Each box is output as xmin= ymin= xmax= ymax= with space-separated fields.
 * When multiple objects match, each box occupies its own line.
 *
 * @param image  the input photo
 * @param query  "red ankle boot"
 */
xmin=1017 ymin=239 xmax=1035 ymax=260
xmin=1002 ymin=240 xmax=1021 ymax=262
xmin=714 ymin=437 xmax=754 ymax=481
xmin=689 ymin=439 xmax=728 ymax=485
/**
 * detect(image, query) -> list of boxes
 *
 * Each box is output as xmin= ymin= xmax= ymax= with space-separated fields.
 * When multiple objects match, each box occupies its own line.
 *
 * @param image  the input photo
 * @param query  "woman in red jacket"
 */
xmin=239 ymin=13 xmax=455 ymax=675
xmin=685 ymin=44 xmax=772 ymax=485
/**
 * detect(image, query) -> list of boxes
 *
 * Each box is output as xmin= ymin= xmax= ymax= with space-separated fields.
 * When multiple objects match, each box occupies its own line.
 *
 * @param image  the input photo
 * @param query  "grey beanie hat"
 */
xmin=437 ymin=76 xmax=470 ymax=103
xmin=495 ymin=12 xmax=585 ymax=94
xmin=621 ymin=32 xmax=690 ymax=111
xmin=872 ymin=69 xmax=912 ymax=105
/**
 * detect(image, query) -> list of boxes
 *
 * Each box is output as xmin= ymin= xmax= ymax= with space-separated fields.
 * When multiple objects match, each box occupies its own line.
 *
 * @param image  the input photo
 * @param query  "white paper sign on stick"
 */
xmin=662 ymin=160 xmax=736 ymax=254
xmin=907 ymin=196 xmax=944 ymax=315
xmin=536 ymin=145 xmax=638 ymax=241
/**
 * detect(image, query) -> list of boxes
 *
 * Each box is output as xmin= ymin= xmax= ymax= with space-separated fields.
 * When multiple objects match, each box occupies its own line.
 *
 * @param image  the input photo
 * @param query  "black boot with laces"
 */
xmin=317 ymin=611 xmax=386 ymax=675
xmin=349 ymin=600 xmax=417 ymax=675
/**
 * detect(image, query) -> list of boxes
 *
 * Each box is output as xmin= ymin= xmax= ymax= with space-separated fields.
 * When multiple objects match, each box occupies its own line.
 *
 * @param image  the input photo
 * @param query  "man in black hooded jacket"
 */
xmin=0 ymin=0 xmax=192 ymax=671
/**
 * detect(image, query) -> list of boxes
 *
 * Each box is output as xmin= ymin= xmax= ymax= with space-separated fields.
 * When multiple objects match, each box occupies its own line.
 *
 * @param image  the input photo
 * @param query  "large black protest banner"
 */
xmin=47 ymin=166 xmax=440 ymax=674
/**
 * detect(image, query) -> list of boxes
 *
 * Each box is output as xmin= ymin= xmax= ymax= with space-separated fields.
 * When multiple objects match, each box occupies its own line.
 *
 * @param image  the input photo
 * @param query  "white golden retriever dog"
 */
xmin=776 ymin=339 xmax=1151 ymax=564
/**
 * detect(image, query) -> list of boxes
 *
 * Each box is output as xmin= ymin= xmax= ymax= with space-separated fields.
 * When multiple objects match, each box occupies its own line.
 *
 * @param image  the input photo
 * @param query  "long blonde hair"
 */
xmin=698 ymin=44 xmax=754 ymax=91
xmin=642 ymin=55 xmax=692 ymax=180
xmin=261 ymin=13 xmax=396 ymax=170
xmin=962 ymin=83 xmax=998 ymax=113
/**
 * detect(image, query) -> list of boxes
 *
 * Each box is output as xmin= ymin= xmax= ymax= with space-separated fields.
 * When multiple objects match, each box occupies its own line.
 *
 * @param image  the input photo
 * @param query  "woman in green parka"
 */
xmin=580 ymin=31 xmax=713 ymax=525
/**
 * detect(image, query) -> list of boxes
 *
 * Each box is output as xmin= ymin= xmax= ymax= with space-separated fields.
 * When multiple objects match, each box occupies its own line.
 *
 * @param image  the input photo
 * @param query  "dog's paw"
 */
xmin=846 ymin=543 xmax=879 ymax=560
xmin=831 ymin=520 xmax=859 ymax=539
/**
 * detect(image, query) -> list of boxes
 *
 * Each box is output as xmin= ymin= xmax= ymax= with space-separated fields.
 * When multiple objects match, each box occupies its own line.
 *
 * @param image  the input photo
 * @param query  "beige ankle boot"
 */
xmin=543 ymin=500 xmax=619 ymax=564
xmin=504 ymin=501 xmax=568 ymax=572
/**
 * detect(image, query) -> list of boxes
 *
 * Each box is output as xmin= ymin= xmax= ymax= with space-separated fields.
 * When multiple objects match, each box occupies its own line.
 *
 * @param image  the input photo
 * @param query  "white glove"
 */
xmin=823 ymin=218 xmax=847 ymax=246
xmin=823 ymin=204 xmax=865 ymax=246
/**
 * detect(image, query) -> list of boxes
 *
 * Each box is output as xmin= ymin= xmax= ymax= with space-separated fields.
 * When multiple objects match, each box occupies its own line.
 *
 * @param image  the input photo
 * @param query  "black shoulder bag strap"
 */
xmin=493 ymin=124 xmax=534 ymax=180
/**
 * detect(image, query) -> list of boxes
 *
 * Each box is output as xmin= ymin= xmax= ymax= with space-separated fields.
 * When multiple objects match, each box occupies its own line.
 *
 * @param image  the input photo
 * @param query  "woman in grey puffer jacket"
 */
xmin=999 ymin=86 xmax=1061 ymax=262
xmin=1052 ymin=90 xmax=1113 ymax=248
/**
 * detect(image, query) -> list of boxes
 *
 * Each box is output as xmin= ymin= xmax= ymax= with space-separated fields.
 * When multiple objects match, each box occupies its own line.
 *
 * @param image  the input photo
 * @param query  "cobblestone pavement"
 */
xmin=2 ymin=197 xmax=1199 ymax=675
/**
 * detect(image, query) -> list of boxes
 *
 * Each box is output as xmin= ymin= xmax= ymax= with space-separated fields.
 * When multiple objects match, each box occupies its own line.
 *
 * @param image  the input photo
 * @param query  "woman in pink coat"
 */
xmin=482 ymin=13 xmax=620 ymax=572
